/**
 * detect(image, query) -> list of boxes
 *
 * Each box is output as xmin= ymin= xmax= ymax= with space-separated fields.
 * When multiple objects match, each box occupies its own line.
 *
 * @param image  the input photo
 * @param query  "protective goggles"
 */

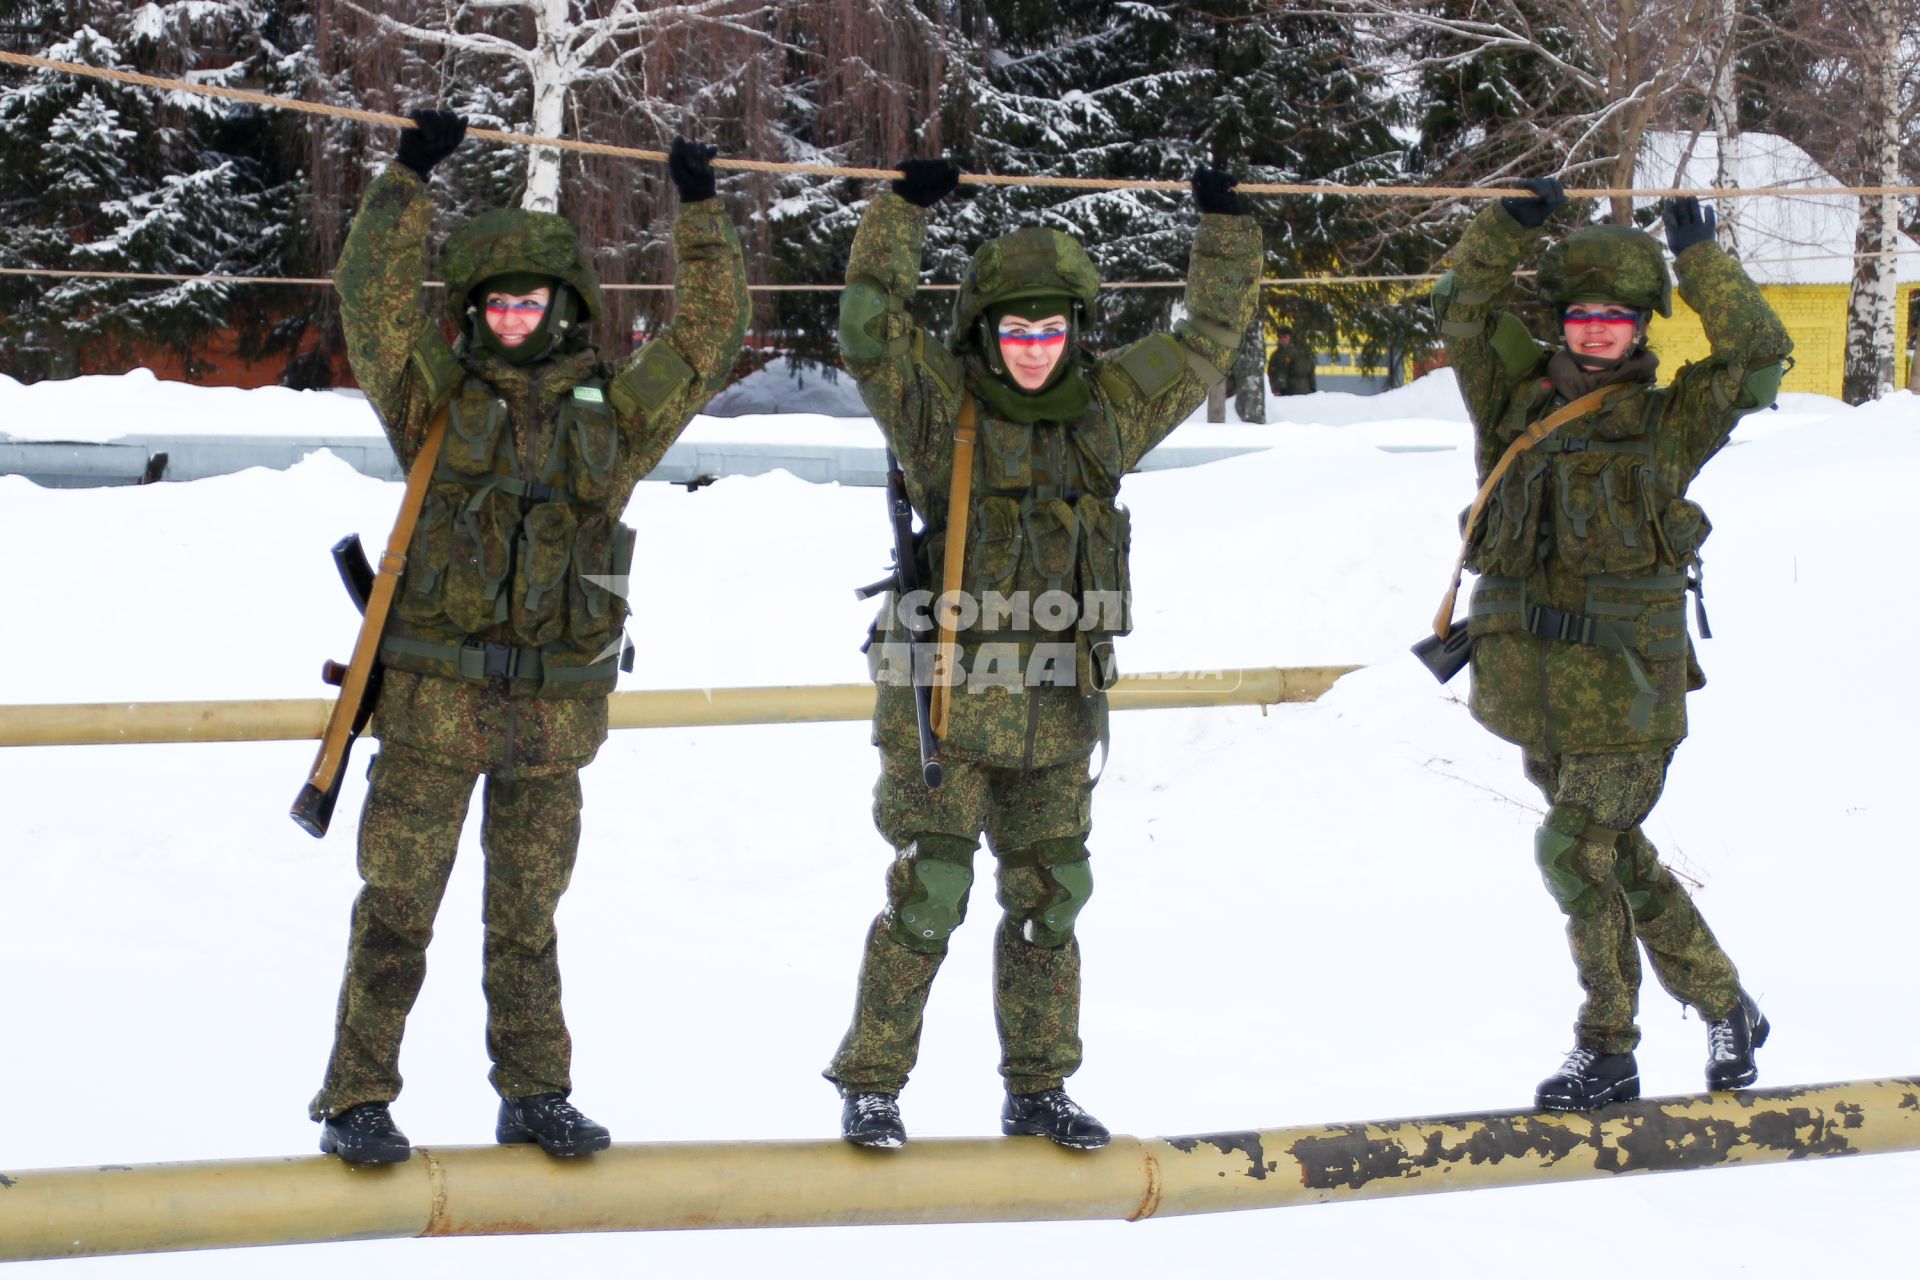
xmin=1560 ymin=306 xmax=1643 ymax=326
xmin=996 ymin=326 xmax=1068 ymax=347
xmin=484 ymin=298 xmax=550 ymax=316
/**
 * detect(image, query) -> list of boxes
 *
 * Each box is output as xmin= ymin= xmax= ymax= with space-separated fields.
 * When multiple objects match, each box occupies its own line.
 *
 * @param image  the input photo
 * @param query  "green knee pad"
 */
xmin=1022 ymin=858 xmax=1093 ymax=949
xmin=889 ymin=838 xmax=975 ymax=954
xmin=1534 ymin=806 xmax=1609 ymax=919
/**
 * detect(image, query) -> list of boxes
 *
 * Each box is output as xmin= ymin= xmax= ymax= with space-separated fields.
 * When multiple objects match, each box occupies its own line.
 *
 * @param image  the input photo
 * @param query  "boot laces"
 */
xmin=1560 ymin=1047 xmax=1597 ymax=1074
xmin=530 ymin=1094 xmax=586 ymax=1126
xmin=852 ymin=1093 xmax=898 ymax=1120
xmin=1708 ymin=1015 xmax=1740 ymax=1061
xmin=1031 ymin=1088 xmax=1083 ymax=1117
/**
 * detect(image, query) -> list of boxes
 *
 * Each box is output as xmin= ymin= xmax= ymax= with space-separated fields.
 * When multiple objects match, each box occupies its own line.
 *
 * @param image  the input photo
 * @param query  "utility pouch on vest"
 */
xmin=511 ymin=502 xmax=577 ymax=647
xmin=979 ymin=419 xmax=1033 ymax=489
xmin=394 ymin=484 xmax=458 ymax=626
xmin=444 ymin=484 xmax=516 ymax=633
xmin=1467 ymin=455 xmax=1550 ymax=577
xmin=1023 ymin=498 xmax=1079 ymax=601
xmin=1076 ymin=496 xmax=1132 ymax=637
xmin=567 ymin=514 xmax=636 ymax=649
xmin=446 ymin=391 xmax=509 ymax=475
xmin=1550 ymin=445 xmax=1659 ymax=577
xmin=966 ymin=496 xmax=1025 ymax=607
xmin=561 ymin=392 xmax=619 ymax=503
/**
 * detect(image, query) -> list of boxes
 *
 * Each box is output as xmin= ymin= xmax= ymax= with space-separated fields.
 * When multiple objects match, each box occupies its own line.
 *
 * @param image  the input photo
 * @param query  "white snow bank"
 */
xmin=1 ymin=374 xmax=1916 ymax=1278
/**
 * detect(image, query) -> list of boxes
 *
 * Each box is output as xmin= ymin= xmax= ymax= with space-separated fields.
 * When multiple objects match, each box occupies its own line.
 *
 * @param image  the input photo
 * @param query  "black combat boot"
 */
xmin=840 ymin=1091 xmax=906 ymax=1149
xmin=1002 ymin=1088 xmax=1110 ymax=1150
xmin=1535 ymin=1048 xmax=1641 ymax=1111
xmin=496 ymin=1093 xmax=611 ymax=1157
xmin=319 ymin=1101 xmax=412 ymax=1165
xmin=1705 ymin=990 xmax=1770 ymax=1091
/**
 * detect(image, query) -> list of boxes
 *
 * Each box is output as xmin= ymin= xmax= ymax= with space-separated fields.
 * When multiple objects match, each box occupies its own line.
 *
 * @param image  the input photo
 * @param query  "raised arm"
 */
xmin=1097 ymin=167 xmax=1263 ymax=470
xmin=607 ymin=138 xmax=751 ymax=490
xmin=332 ymin=111 xmax=468 ymax=466
xmin=1656 ymin=199 xmax=1794 ymax=476
xmin=837 ymin=160 xmax=967 ymax=489
xmin=1432 ymin=181 xmax=1560 ymax=474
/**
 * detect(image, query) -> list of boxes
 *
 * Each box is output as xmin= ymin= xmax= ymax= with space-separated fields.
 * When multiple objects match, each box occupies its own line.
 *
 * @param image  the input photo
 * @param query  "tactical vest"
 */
xmin=382 ymin=373 xmax=635 ymax=698
xmin=910 ymin=400 xmax=1134 ymax=691
xmin=1466 ymin=382 xmax=1711 ymax=730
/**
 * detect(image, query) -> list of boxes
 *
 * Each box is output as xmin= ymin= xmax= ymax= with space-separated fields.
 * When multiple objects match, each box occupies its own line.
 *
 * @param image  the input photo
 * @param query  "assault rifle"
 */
xmin=857 ymin=449 xmax=943 ymax=788
xmin=290 ymin=408 xmax=449 ymax=837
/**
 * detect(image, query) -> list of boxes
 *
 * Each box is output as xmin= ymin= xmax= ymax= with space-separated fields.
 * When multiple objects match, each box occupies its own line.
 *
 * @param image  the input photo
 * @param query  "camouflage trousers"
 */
xmin=310 ymin=744 xmax=583 ymax=1120
xmin=825 ymin=746 xmax=1096 ymax=1096
xmin=1525 ymin=748 xmax=1742 ymax=1055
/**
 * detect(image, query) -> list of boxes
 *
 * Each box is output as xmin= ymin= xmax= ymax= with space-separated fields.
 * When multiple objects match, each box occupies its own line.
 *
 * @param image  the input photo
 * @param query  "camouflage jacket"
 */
xmin=842 ymin=192 xmax=1261 ymax=770
xmin=1435 ymin=202 xmax=1791 ymax=754
xmin=334 ymin=163 xmax=749 ymax=775
xmin=1267 ymin=343 xmax=1316 ymax=395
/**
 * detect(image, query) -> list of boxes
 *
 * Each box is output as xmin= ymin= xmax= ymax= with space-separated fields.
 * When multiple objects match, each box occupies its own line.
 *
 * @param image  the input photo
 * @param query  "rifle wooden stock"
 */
xmin=928 ymin=395 xmax=977 ymax=743
xmin=290 ymin=408 xmax=449 ymax=838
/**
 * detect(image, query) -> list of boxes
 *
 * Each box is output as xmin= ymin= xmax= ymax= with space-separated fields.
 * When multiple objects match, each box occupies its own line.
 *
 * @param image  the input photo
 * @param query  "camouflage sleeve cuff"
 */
xmin=1443 ymin=202 xmax=1541 ymax=291
xmin=1186 ymin=212 xmax=1263 ymax=337
xmin=672 ymin=197 xmax=739 ymax=254
xmin=844 ymin=192 xmax=927 ymax=298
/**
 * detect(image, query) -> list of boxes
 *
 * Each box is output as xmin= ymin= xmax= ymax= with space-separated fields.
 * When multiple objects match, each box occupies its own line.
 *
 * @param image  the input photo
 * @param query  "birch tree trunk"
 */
xmin=524 ymin=0 xmax=573 ymax=215
xmin=1709 ymin=0 xmax=1741 ymax=257
xmin=1840 ymin=0 xmax=1900 ymax=404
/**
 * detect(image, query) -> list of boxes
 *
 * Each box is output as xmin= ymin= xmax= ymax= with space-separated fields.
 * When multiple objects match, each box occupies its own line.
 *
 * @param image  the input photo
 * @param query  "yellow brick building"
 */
xmin=1647 ymin=281 xmax=1916 ymax=396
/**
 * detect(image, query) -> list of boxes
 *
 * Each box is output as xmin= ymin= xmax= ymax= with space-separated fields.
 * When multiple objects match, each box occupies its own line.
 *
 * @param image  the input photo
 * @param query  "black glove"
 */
xmin=1500 ymin=176 xmax=1565 ymax=229
xmin=669 ymin=136 xmax=718 ymax=204
xmin=1192 ymin=166 xmax=1243 ymax=216
xmin=395 ymin=109 xmax=466 ymax=181
xmin=891 ymin=158 xmax=960 ymax=208
xmin=1662 ymin=196 xmax=1717 ymax=256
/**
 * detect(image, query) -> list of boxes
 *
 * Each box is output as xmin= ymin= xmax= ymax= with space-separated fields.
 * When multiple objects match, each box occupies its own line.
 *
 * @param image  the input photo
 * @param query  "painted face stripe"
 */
xmin=998 ymin=330 xmax=1067 ymax=346
xmin=1561 ymin=310 xmax=1641 ymax=326
xmin=486 ymin=300 xmax=549 ymax=315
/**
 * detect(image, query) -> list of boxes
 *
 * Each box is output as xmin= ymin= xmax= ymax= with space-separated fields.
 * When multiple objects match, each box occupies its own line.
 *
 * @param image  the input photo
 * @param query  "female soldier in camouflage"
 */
xmin=1433 ymin=180 xmax=1790 ymax=1110
xmin=310 ymin=111 xmax=748 ymax=1163
xmin=825 ymin=158 xmax=1261 ymax=1148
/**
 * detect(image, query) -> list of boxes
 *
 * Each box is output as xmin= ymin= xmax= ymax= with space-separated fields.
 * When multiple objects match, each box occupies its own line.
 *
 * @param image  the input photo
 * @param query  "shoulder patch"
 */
xmin=1109 ymin=333 xmax=1188 ymax=403
xmin=609 ymin=340 xmax=698 ymax=421
xmin=407 ymin=327 xmax=463 ymax=406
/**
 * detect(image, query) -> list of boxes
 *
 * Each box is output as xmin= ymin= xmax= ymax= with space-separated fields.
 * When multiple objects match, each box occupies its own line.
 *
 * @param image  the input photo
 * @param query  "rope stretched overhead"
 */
xmin=4 ymin=49 xmax=1918 ymax=201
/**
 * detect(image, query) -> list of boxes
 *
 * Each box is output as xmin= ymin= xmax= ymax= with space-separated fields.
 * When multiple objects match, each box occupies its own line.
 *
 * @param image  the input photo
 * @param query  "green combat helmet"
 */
xmin=1537 ymin=225 xmax=1673 ymax=318
xmin=440 ymin=208 xmax=605 ymax=363
xmin=951 ymin=227 xmax=1102 ymax=364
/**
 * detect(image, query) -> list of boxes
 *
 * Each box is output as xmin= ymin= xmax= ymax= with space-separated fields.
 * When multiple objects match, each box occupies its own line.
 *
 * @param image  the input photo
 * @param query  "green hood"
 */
xmin=441 ymin=207 xmax=605 ymax=331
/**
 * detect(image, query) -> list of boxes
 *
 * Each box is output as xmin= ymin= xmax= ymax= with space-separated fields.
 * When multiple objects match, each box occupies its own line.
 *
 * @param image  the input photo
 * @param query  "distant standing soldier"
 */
xmin=310 ymin=111 xmax=748 ymax=1162
xmin=1266 ymin=327 xmax=1316 ymax=395
xmin=1432 ymin=180 xmax=1789 ymax=1110
xmin=826 ymin=156 xmax=1261 ymax=1148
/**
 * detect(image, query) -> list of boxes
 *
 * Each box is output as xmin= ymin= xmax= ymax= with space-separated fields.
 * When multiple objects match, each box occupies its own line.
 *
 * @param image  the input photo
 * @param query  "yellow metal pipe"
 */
xmin=3 ymin=1078 xmax=1914 ymax=1260
xmin=0 ymin=666 xmax=1358 ymax=749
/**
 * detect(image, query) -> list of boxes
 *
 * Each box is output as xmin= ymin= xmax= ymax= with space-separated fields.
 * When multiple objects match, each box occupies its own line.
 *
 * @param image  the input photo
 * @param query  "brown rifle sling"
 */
xmin=928 ymin=394 xmax=979 ymax=740
xmin=1430 ymin=382 xmax=1634 ymax=638
xmin=303 ymin=405 xmax=452 ymax=791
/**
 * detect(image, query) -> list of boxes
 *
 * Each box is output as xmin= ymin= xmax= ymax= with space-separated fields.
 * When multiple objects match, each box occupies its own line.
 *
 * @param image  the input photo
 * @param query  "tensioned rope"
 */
xmin=5 ymin=49 xmax=1920 ymax=201
xmin=6 ymin=250 xmax=1913 ymax=291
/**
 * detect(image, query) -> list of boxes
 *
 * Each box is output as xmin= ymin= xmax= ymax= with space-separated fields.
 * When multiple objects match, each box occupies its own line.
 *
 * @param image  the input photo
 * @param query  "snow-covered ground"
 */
xmin=2 ymin=372 xmax=1917 ymax=1277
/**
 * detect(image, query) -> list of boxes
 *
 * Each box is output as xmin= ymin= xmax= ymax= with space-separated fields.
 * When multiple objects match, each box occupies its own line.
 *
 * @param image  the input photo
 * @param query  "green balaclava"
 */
xmin=472 ymin=270 xmax=574 ymax=366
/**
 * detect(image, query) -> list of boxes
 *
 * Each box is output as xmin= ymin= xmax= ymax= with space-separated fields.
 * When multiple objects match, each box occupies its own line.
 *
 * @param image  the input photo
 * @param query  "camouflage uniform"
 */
xmin=825 ymin=192 xmax=1262 ymax=1094
xmin=1435 ymin=202 xmax=1791 ymax=1054
xmin=1267 ymin=340 xmax=1317 ymax=395
xmin=310 ymin=163 xmax=748 ymax=1119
